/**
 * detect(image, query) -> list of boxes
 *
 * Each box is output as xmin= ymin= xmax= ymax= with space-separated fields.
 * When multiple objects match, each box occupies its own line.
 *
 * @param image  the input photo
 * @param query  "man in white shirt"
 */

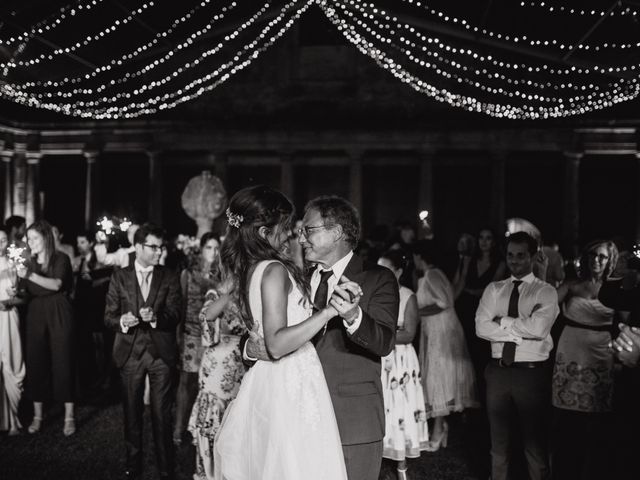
xmin=476 ymin=231 xmax=559 ymax=480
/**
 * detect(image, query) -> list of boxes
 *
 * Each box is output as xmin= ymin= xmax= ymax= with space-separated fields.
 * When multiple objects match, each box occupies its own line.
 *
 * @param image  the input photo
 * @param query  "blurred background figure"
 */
xmin=413 ymin=239 xmax=479 ymax=452
xmin=5 ymin=216 xmax=26 ymax=247
xmin=52 ymin=225 xmax=75 ymax=261
xmin=377 ymin=249 xmax=429 ymax=480
xmin=542 ymin=238 xmax=565 ymax=288
xmin=0 ymin=227 xmax=25 ymax=436
xmin=173 ymin=232 xmax=220 ymax=446
xmin=95 ymin=223 xmax=140 ymax=269
xmin=551 ymin=239 xmax=618 ymax=480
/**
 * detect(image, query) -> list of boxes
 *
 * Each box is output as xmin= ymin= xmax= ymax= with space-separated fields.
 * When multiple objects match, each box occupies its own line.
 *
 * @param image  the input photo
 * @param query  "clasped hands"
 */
xmin=610 ymin=323 xmax=640 ymax=368
xmin=327 ymin=276 xmax=363 ymax=325
xmin=121 ymin=307 xmax=156 ymax=329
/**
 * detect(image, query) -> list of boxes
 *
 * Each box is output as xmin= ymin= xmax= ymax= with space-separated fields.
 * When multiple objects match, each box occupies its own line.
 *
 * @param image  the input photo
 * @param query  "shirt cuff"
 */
xmin=243 ymin=339 xmax=257 ymax=362
xmin=120 ymin=317 xmax=129 ymax=334
xmin=344 ymin=307 xmax=363 ymax=335
xmin=150 ymin=321 xmax=157 ymax=329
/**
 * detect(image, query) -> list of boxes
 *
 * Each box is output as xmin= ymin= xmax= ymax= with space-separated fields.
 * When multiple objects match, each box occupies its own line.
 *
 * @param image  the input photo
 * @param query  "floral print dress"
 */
xmin=187 ymin=289 xmax=247 ymax=480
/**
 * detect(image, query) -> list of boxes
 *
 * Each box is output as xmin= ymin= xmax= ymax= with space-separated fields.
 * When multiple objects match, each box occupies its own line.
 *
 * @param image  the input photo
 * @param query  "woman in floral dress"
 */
xmin=174 ymin=233 xmax=220 ymax=444
xmin=188 ymin=283 xmax=247 ymax=480
xmin=377 ymin=250 xmax=429 ymax=480
xmin=551 ymin=240 xmax=617 ymax=480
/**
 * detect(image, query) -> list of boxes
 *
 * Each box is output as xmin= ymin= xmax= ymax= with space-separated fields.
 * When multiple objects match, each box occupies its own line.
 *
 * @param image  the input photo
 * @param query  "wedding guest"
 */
xmin=52 ymin=225 xmax=75 ymax=260
xmin=95 ymin=223 xmax=140 ymax=269
xmin=454 ymin=227 xmax=506 ymax=384
xmin=0 ymin=228 xmax=25 ymax=435
xmin=413 ymin=239 xmax=479 ymax=452
xmin=73 ymin=231 xmax=113 ymax=394
xmin=173 ymin=232 xmax=220 ymax=445
xmin=476 ymin=231 xmax=559 ymax=480
xmin=551 ymin=240 xmax=618 ymax=480
xmin=17 ymin=220 xmax=76 ymax=436
xmin=5 ymin=216 xmax=26 ymax=247
xmin=187 ymin=281 xmax=247 ymax=479
xmin=104 ymin=223 xmax=182 ymax=480
xmin=377 ymin=250 xmax=428 ymax=480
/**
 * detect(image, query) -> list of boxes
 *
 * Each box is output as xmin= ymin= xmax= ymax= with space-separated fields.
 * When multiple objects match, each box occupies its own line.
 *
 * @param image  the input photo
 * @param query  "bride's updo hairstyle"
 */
xmin=220 ymin=185 xmax=309 ymax=329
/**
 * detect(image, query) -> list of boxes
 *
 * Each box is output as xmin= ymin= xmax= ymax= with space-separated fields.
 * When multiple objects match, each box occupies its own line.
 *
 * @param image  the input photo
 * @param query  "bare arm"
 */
xmin=396 ymin=294 xmax=419 ymax=344
xmin=261 ymin=262 xmax=336 ymax=360
xmin=452 ymin=256 xmax=470 ymax=300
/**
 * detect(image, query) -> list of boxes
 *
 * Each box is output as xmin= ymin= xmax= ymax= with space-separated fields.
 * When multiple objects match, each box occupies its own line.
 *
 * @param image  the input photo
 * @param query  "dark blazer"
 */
xmin=104 ymin=264 xmax=182 ymax=368
xmin=315 ymin=254 xmax=399 ymax=445
xmin=599 ymin=278 xmax=640 ymax=327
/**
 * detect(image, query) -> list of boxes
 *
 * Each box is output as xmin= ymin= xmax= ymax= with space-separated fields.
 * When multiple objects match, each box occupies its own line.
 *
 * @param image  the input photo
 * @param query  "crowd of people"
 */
xmin=1 ymin=189 xmax=640 ymax=480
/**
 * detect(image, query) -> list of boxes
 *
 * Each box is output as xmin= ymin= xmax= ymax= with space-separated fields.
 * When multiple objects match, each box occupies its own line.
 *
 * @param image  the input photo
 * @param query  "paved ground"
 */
xmin=0 ymin=399 xmax=486 ymax=480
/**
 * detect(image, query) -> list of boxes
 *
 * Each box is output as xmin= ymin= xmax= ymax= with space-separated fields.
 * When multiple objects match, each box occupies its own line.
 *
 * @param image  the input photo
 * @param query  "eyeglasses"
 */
xmin=143 ymin=244 xmax=165 ymax=253
xmin=588 ymin=252 xmax=609 ymax=262
xmin=297 ymin=224 xmax=332 ymax=238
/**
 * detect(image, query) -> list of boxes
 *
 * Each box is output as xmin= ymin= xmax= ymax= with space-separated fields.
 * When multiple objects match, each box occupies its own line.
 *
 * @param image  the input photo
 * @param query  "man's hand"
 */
xmin=246 ymin=330 xmax=270 ymax=361
xmin=611 ymin=323 xmax=640 ymax=368
xmin=121 ymin=311 xmax=139 ymax=329
xmin=139 ymin=307 xmax=155 ymax=323
xmin=330 ymin=277 xmax=363 ymax=325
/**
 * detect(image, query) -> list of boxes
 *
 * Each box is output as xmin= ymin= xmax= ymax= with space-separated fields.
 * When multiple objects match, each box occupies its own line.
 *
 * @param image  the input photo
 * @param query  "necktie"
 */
xmin=140 ymin=271 xmax=152 ymax=301
xmin=501 ymin=280 xmax=522 ymax=366
xmin=313 ymin=269 xmax=334 ymax=312
xmin=312 ymin=269 xmax=333 ymax=345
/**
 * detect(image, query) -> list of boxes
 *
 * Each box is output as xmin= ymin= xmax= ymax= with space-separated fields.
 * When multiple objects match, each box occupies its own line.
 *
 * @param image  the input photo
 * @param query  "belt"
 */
xmin=564 ymin=318 xmax=612 ymax=333
xmin=490 ymin=358 xmax=546 ymax=369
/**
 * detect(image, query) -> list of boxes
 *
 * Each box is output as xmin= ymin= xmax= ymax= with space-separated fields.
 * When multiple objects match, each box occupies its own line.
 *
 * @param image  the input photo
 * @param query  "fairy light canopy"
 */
xmin=1 ymin=0 xmax=640 ymax=120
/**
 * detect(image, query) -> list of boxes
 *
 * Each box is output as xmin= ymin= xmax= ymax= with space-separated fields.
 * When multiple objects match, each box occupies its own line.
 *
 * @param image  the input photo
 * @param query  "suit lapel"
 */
xmin=145 ymin=266 xmax=163 ymax=308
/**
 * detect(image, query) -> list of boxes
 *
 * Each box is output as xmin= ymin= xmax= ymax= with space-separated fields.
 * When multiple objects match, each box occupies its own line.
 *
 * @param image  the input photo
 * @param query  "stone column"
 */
xmin=25 ymin=152 xmax=41 ymax=226
xmin=348 ymin=150 xmax=363 ymax=214
xmin=12 ymin=147 xmax=27 ymax=219
xmin=280 ymin=152 xmax=295 ymax=201
xmin=147 ymin=151 xmax=163 ymax=224
xmin=1 ymin=151 xmax=12 ymax=220
xmin=490 ymin=151 xmax=507 ymax=232
xmin=83 ymin=151 xmax=99 ymax=230
xmin=563 ymin=152 xmax=582 ymax=255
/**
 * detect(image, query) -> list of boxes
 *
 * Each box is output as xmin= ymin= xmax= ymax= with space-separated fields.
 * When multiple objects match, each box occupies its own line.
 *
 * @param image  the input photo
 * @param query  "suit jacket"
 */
xmin=104 ymin=264 xmax=182 ymax=368
xmin=599 ymin=279 xmax=640 ymax=328
xmin=315 ymin=254 xmax=399 ymax=445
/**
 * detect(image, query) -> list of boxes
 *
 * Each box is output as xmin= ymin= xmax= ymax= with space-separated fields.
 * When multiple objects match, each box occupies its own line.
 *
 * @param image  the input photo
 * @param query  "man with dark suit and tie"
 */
xmin=246 ymin=195 xmax=399 ymax=480
xmin=104 ymin=223 xmax=182 ymax=480
xmin=475 ymin=231 xmax=559 ymax=480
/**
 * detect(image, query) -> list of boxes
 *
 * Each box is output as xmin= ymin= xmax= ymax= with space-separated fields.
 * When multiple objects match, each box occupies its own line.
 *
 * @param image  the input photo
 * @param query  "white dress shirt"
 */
xmin=120 ymin=261 xmax=157 ymax=333
xmin=475 ymin=272 xmax=559 ymax=362
xmin=310 ymin=250 xmax=363 ymax=335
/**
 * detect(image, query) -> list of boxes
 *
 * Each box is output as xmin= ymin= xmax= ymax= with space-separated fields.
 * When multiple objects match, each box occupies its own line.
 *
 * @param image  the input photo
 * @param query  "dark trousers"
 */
xmin=342 ymin=441 xmax=383 ymax=480
xmin=120 ymin=350 xmax=174 ymax=476
xmin=551 ymin=408 xmax=612 ymax=480
xmin=485 ymin=362 xmax=550 ymax=480
xmin=26 ymin=311 xmax=75 ymax=402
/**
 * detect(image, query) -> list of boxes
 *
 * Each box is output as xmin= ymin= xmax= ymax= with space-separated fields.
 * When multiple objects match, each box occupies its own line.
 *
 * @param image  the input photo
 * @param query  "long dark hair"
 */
xmin=27 ymin=220 xmax=56 ymax=274
xmin=220 ymin=185 xmax=309 ymax=329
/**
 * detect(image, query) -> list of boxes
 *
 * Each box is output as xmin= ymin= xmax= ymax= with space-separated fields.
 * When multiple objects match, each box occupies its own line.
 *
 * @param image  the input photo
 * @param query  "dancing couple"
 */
xmin=213 ymin=186 xmax=400 ymax=480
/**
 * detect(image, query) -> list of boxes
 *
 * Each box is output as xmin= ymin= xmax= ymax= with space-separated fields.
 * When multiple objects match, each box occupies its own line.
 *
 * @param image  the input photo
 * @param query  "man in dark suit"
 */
xmin=104 ymin=223 xmax=182 ymax=480
xmin=247 ymin=195 xmax=399 ymax=480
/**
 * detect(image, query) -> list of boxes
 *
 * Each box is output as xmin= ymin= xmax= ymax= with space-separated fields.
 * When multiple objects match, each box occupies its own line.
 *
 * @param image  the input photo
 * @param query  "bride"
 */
xmin=213 ymin=185 xmax=359 ymax=480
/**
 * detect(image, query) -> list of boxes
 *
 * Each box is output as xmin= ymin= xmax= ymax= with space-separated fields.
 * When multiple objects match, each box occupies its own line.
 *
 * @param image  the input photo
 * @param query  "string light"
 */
xmin=0 ymin=0 xmax=106 ymax=46
xmin=1 ymin=1 xmax=156 ymax=69
xmin=518 ymin=1 xmax=639 ymax=18
xmin=15 ymin=0 xmax=232 ymax=90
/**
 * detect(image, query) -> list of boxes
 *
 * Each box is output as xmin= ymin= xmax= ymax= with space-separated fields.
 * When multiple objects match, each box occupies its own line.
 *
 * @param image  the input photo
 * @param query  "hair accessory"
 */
xmin=226 ymin=208 xmax=244 ymax=228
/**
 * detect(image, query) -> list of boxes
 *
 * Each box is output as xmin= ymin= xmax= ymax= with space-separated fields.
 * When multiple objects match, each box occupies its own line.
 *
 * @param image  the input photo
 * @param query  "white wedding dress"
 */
xmin=214 ymin=260 xmax=347 ymax=480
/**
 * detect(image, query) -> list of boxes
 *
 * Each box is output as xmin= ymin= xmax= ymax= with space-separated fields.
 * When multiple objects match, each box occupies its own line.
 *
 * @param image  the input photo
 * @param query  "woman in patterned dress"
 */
xmin=378 ymin=250 xmax=429 ymax=480
xmin=551 ymin=240 xmax=618 ymax=480
xmin=187 ymin=280 xmax=247 ymax=480
xmin=173 ymin=233 xmax=220 ymax=445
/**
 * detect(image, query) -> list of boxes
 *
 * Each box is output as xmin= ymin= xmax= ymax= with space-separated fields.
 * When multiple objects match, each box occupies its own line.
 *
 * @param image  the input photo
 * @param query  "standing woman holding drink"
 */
xmin=17 ymin=220 xmax=76 ymax=436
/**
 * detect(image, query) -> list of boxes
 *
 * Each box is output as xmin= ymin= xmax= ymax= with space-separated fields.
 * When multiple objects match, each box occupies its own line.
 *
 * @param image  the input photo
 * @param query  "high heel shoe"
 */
xmin=63 ymin=418 xmax=76 ymax=437
xmin=397 ymin=467 xmax=408 ymax=480
xmin=28 ymin=417 xmax=42 ymax=434
xmin=425 ymin=421 xmax=449 ymax=452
